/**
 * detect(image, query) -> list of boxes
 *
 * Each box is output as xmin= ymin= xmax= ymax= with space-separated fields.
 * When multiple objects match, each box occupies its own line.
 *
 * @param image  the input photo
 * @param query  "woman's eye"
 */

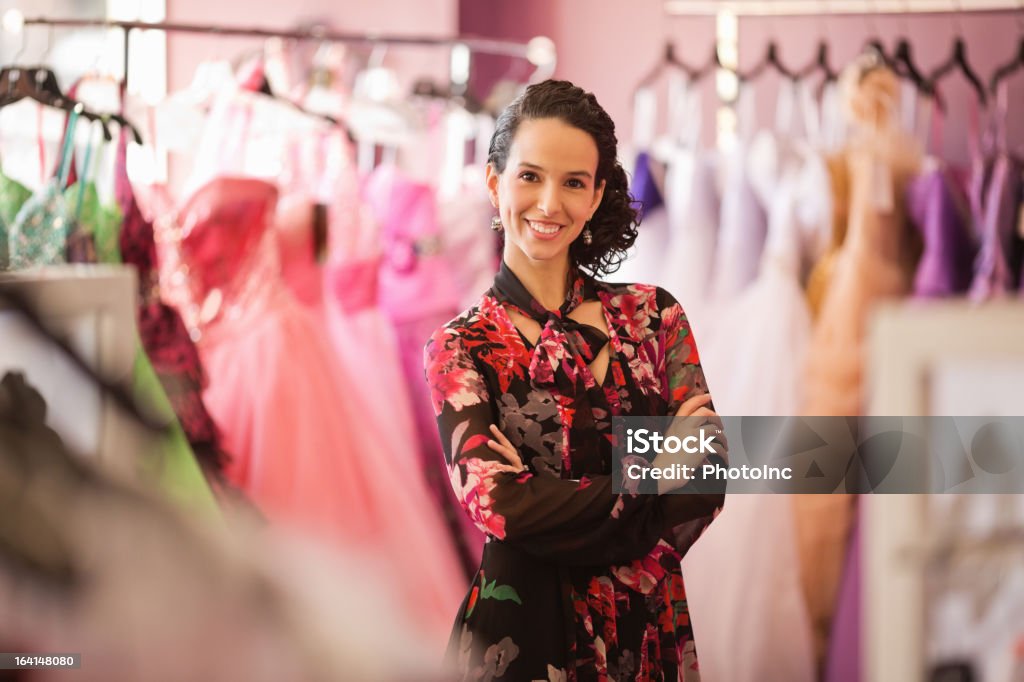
xmin=519 ymin=172 xmax=538 ymax=182
xmin=566 ymin=178 xmax=586 ymax=189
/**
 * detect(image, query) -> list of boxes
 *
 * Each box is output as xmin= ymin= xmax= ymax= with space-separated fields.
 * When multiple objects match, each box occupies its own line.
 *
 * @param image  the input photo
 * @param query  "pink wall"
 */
xmin=461 ymin=1 xmax=1024 ymax=164
xmin=461 ymin=0 xmax=719 ymax=149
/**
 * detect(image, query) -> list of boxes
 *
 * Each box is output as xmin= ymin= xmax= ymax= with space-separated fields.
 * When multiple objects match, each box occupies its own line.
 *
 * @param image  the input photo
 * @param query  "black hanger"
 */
xmin=634 ymin=41 xmax=700 ymax=93
xmin=253 ymin=72 xmax=356 ymax=143
xmin=256 ymin=73 xmax=338 ymax=125
xmin=989 ymin=36 xmax=1024 ymax=95
xmin=102 ymin=112 xmax=144 ymax=145
xmin=859 ymin=37 xmax=900 ymax=74
xmin=738 ymin=41 xmax=796 ymax=83
xmin=927 ymin=37 xmax=988 ymax=107
xmin=0 ymin=66 xmax=113 ymax=141
xmin=411 ymin=78 xmax=486 ymax=115
xmin=795 ymin=41 xmax=838 ymax=84
xmin=691 ymin=43 xmax=723 ymax=84
xmin=892 ymin=39 xmax=933 ymax=96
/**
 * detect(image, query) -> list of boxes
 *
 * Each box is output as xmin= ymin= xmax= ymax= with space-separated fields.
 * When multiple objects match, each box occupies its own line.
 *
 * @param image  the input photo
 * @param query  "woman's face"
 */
xmin=487 ymin=117 xmax=605 ymax=270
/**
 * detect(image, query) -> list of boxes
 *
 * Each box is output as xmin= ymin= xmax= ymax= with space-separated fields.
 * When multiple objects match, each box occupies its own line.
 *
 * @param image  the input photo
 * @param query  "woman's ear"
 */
xmin=589 ymin=179 xmax=607 ymax=217
xmin=485 ymin=164 xmax=501 ymax=208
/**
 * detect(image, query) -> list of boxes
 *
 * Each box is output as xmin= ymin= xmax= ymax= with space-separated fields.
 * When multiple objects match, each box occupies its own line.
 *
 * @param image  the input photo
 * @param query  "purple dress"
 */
xmin=631 ymin=151 xmax=664 ymax=219
xmin=824 ymin=508 xmax=862 ymax=682
xmin=907 ymin=167 xmax=976 ymax=297
xmin=969 ymin=154 xmax=1023 ymax=301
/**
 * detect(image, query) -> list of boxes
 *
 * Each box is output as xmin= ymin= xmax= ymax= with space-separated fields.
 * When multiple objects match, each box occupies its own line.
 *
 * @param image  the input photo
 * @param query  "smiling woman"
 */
xmin=488 ymin=117 xmax=604 ymax=258
xmin=424 ymin=79 xmax=725 ymax=681
xmin=486 ymin=80 xmax=640 ymax=285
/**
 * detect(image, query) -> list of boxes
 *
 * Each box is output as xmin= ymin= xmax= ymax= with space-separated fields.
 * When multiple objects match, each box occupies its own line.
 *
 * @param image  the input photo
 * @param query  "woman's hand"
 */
xmin=486 ymin=424 xmax=528 ymax=473
xmin=654 ymin=393 xmax=726 ymax=494
xmin=675 ymin=393 xmax=714 ymax=418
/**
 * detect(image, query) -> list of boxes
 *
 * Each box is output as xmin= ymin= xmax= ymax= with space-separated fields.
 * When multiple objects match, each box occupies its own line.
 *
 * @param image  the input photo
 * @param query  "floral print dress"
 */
xmin=424 ymin=262 xmax=724 ymax=681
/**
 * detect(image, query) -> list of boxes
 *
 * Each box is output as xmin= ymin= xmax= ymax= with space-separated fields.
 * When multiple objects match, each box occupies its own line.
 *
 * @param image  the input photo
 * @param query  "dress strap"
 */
xmin=72 ymin=126 xmax=97 ymax=222
xmin=55 ymin=106 xmax=82 ymax=188
xmin=990 ymin=79 xmax=1010 ymax=154
xmin=37 ymin=105 xmax=47 ymax=186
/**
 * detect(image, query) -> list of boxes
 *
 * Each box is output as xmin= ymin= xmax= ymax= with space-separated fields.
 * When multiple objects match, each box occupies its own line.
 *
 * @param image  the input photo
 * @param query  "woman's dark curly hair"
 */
xmin=488 ymin=80 xmax=639 ymax=278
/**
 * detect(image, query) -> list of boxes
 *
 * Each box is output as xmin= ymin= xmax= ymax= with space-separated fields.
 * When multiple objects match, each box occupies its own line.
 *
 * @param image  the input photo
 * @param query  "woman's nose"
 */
xmin=536 ymin=182 xmax=562 ymax=215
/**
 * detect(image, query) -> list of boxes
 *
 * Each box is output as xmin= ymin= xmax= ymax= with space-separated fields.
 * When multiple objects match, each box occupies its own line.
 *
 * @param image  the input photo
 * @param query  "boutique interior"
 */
xmin=0 ymin=0 xmax=1023 ymax=680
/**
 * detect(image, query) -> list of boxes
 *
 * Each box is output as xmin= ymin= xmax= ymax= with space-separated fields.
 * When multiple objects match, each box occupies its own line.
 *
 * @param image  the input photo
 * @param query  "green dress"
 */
xmin=0 ymin=171 xmax=32 ymax=269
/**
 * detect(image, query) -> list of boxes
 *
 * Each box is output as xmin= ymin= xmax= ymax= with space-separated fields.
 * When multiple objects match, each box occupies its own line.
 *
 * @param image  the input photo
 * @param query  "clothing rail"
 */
xmin=665 ymin=0 xmax=1022 ymax=15
xmin=19 ymin=18 xmax=548 ymax=61
xmin=14 ymin=17 xmax=556 ymax=99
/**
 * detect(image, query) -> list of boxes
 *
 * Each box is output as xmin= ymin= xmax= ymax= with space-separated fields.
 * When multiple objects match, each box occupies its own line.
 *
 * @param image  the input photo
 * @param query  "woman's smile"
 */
xmin=524 ymin=218 xmax=565 ymax=239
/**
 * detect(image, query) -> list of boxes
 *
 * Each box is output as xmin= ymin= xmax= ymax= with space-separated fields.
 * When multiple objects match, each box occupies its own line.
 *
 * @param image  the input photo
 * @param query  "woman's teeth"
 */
xmin=528 ymin=221 xmax=561 ymax=234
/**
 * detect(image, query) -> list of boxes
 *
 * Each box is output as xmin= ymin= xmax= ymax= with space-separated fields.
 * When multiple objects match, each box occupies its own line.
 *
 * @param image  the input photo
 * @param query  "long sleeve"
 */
xmin=659 ymin=291 xmax=725 ymax=554
xmin=424 ymin=322 xmax=721 ymax=567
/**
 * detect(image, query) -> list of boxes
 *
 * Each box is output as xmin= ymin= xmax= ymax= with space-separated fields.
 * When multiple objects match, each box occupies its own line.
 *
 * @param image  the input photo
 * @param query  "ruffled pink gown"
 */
xmin=172 ymin=176 xmax=465 ymax=647
xmin=273 ymin=132 xmax=422 ymax=476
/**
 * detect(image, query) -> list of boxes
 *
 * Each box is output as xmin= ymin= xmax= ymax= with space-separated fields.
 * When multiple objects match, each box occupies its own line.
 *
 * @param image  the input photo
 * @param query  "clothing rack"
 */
xmin=665 ymin=0 xmax=1021 ymax=15
xmin=15 ymin=17 xmax=556 ymax=99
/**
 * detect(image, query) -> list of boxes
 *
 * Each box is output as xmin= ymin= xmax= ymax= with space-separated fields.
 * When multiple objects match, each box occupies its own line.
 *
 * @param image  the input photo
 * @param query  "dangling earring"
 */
xmin=582 ymin=224 xmax=593 ymax=245
xmin=490 ymin=216 xmax=503 ymax=232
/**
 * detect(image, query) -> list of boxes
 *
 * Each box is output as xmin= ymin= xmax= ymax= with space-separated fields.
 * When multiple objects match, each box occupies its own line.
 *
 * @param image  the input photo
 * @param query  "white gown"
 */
xmin=658 ymin=144 xmax=720 ymax=338
xmin=709 ymin=89 xmax=769 ymax=302
xmin=682 ymin=132 xmax=830 ymax=682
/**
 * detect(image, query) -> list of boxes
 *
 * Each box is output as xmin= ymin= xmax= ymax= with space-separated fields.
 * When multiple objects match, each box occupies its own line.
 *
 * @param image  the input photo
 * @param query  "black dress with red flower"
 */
xmin=424 ymin=263 xmax=724 ymax=681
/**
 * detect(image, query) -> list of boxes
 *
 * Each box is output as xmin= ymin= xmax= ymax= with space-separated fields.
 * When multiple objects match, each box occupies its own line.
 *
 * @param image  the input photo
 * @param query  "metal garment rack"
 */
xmin=665 ymin=0 xmax=1022 ymax=14
xmin=16 ymin=17 xmax=551 ymax=97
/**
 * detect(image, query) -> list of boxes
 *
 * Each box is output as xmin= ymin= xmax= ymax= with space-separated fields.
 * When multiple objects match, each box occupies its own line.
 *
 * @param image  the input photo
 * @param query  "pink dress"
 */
xmin=363 ymin=164 xmax=484 ymax=579
xmin=274 ymin=134 xmax=422 ymax=479
xmin=173 ymin=176 xmax=465 ymax=647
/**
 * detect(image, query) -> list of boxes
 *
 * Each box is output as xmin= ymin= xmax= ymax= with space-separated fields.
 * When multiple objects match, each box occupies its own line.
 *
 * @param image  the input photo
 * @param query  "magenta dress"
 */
xmin=363 ymin=164 xmax=485 ymax=580
xmin=170 ymin=176 xmax=465 ymax=647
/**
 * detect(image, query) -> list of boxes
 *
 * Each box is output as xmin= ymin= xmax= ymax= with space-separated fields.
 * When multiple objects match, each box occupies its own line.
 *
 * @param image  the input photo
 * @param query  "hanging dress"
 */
xmin=0 ymin=167 xmax=31 ymax=270
xmin=0 ymin=111 xmax=218 ymax=513
xmin=364 ymin=162 xmax=484 ymax=580
xmin=274 ymin=128 xmax=426 ymax=485
xmin=615 ymin=149 xmax=670 ymax=286
xmin=654 ymin=74 xmax=719 ymax=315
xmin=615 ymin=87 xmax=669 ymax=286
xmin=907 ymin=162 xmax=976 ymax=297
xmin=681 ymin=108 xmax=827 ymax=682
xmin=172 ymin=173 xmax=464 ymax=647
xmin=799 ymin=61 xmax=922 ymax=669
xmin=62 ymin=129 xmax=113 ymax=265
xmin=709 ymin=88 xmax=768 ymax=301
xmin=658 ymin=144 xmax=719 ymax=336
xmin=6 ymin=109 xmax=80 ymax=269
xmin=426 ymin=262 xmax=724 ymax=680
xmin=316 ymin=131 xmax=423 ymax=472
xmin=968 ymin=86 xmax=1024 ymax=300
